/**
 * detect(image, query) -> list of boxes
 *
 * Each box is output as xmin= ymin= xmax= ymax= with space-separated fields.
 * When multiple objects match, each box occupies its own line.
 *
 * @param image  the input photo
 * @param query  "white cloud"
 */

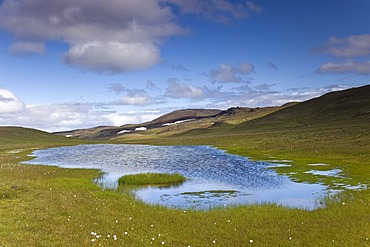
xmin=314 ymin=34 xmax=370 ymax=58
xmin=117 ymin=96 xmax=153 ymax=106
xmin=317 ymin=60 xmax=370 ymax=74
xmin=0 ymin=102 xmax=160 ymax=132
xmin=165 ymin=78 xmax=204 ymax=99
xmin=0 ymin=0 xmax=261 ymax=72
xmin=64 ymin=41 xmax=161 ymax=73
xmin=314 ymin=34 xmax=370 ymax=75
xmin=0 ymin=88 xmax=25 ymax=113
xmin=105 ymin=112 xmax=160 ymax=127
xmin=112 ymin=88 xmax=154 ymax=106
xmin=0 ymin=0 xmax=185 ymax=72
xmin=209 ymin=62 xmax=255 ymax=83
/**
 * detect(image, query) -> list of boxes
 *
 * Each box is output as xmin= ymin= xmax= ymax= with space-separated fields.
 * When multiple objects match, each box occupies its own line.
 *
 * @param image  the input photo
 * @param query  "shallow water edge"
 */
xmin=22 ymin=144 xmax=348 ymax=210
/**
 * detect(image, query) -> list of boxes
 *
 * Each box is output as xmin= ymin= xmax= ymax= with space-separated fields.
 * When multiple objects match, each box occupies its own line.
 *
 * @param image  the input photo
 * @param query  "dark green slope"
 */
xmin=235 ymin=85 xmax=370 ymax=131
xmin=0 ymin=126 xmax=75 ymax=145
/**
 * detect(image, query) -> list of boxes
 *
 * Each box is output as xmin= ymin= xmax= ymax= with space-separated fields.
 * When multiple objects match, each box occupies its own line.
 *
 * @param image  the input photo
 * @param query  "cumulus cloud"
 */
xmin=209 ymin=62 xmax=255 ymax=83
xmin=109 ymin=83 xmax=158 ymax=106
xmin=117 ymin=95 xmax=153 ymax=106
xmin=313 ymin=34 xmax=370 ymax=74
xmin=0 ymin=0 xmax=262 ymax=72
xmin=113 ymin=89 xmax=153 ymax=106
xmin=166 ymin=0 xmax=262 ymax=23
xmin=317 ymin=60 xmax=370 ymax=74
xmin=165 ymin=78 xmax=204 ymax=98
xmin=0 ymin=0 xmax=185 ymax=72
xmin=313 ymin=34 xmax=370 ymax=58
xmin=64 ymin=41 xmax=161 ymax=73
xmin=0 ymin=88 xmax=25 ymax=113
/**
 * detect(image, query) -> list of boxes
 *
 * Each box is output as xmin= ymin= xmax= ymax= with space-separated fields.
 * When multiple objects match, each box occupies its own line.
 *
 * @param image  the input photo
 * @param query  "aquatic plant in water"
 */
xmin=118 ymin=172 xmax=186 ymax=186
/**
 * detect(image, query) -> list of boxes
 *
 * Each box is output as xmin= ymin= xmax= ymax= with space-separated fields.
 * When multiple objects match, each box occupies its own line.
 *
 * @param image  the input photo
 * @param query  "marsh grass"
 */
xmin=118 ymin=173 xmax=186 ymax=186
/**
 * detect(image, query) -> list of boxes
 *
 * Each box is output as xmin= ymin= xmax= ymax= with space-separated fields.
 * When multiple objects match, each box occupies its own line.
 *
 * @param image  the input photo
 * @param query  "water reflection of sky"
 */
xmin=24 ymin=144 xmax=337 ymax=210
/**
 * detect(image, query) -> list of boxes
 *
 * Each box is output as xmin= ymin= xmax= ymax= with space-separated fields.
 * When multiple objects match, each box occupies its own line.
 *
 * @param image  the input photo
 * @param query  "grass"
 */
xmin=1 ymin=147 xmax=369 ymax=246
xmin=118 ymin=173 xmax=186 ymax=186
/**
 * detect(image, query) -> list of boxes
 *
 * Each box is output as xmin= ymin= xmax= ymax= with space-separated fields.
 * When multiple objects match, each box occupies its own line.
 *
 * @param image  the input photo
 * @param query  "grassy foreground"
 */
xmin=1 ymin=127 xmax=370 ymax=246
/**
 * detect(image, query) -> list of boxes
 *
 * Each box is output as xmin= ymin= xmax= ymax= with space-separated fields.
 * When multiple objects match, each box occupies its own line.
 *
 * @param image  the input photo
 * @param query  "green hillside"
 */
xmin=236 ymin=85 xmax=370 ymax=131
xmin=0 ymin=126 xmax=78 ymax=147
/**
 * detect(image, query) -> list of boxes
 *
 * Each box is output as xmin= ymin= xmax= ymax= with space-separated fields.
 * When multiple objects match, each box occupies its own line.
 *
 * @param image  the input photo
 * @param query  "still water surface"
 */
xmin=24 ymin=144 xmax=335 ymax=210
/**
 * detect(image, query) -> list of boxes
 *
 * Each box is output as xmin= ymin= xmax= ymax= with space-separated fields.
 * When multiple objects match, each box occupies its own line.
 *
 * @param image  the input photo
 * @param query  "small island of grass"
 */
xmin=118 ymin=172 xmax=186 ymax=186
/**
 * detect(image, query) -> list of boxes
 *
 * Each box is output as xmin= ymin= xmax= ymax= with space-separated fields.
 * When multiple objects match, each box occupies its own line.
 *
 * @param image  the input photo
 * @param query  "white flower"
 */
xmin=249 ymin=239 xmax=254 ymax=243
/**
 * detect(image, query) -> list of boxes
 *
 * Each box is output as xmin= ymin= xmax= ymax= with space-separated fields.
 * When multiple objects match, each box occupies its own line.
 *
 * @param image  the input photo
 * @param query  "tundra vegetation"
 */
xmin=118 ymin=173 xmax=186 ymax=186
xmin=0 ymin=86 xmax=369 ymax=246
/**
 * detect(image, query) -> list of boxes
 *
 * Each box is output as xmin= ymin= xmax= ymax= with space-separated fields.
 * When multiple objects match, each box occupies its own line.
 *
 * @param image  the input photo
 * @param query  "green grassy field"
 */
xmin=1 ymin=123 xmax=370 ymax=246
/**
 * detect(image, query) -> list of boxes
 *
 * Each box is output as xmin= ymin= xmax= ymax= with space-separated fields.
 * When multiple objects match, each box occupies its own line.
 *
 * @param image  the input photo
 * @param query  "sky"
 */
xmin=0 ymin=0 xmax=369 ymax=132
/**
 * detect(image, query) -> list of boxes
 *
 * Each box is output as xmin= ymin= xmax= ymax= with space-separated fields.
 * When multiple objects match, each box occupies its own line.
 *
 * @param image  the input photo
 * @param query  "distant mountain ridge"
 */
xmin=55 ymin=105 xmax=285 ymax=139
xmin=53 ymin=85 xmax=370 ymax=140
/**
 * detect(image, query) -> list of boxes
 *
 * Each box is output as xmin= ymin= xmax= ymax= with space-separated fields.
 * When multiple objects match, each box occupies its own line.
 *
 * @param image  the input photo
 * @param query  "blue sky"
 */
xmin=0 ymin=0 xmax=369 ymax=131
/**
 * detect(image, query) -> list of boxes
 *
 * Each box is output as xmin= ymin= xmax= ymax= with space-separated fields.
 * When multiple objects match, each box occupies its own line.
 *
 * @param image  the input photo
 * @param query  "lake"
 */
xmin=24 ymin=144 xmax=337 ymax=210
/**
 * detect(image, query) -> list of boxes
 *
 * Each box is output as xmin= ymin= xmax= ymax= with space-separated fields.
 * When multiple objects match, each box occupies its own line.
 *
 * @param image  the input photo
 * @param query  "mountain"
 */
xmin=56 ymin=106 xmax=286 ymax=140
xmin=54 ymin=85 xmax=370 ymax=141
xmin=149 ymin=109 xmax=222 ymax=124
xmin=55 ymin=109 xmax=222 ymax=139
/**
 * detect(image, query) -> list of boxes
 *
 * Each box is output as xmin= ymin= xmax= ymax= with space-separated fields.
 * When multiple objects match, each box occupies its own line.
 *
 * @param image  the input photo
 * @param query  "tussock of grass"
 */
xmin=118 ymin=173 xmax=186 ymax=186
